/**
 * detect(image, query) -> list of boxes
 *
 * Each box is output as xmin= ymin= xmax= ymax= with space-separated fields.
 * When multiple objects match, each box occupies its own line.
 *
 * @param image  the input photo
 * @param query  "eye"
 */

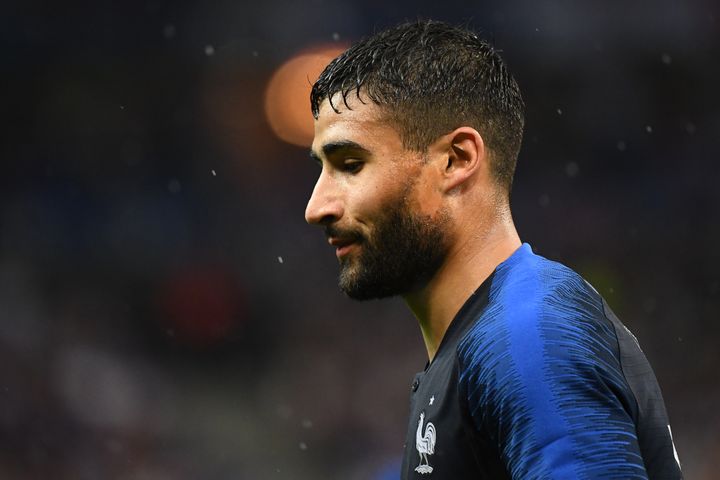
xmin=342 ymin=160 xmax=363 ymax=174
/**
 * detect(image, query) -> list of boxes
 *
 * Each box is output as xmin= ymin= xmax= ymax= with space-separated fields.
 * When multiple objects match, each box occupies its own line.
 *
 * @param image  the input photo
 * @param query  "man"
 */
xmin=305 ymin=20 xmax=682 ymax=479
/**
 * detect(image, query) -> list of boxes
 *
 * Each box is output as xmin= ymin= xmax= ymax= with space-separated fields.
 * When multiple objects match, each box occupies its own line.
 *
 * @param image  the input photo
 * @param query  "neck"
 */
xmin=402 ymin=213 xmax=521 ymax=361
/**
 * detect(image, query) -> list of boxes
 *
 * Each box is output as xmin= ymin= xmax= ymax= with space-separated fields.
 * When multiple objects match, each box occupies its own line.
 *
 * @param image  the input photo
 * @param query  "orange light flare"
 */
xmin=264 ymin=45 xmax=347 ymax=147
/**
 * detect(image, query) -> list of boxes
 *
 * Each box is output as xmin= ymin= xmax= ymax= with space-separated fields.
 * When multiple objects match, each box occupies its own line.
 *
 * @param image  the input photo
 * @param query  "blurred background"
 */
xmin=1 ymin=0 xmax=718 ymax=478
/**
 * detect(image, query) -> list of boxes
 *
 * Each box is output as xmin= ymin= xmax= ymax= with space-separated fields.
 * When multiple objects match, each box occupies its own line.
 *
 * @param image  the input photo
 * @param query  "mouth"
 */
xmin=328 ymin=237 xmax=358 ymax=259
xmin=325 ymin=225 xmax=363 ymax=260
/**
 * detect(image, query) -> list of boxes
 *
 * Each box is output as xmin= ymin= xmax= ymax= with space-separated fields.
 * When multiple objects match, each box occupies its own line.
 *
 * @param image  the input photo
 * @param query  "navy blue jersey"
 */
xmin=401 ymin=244 xmax=681 ymax=479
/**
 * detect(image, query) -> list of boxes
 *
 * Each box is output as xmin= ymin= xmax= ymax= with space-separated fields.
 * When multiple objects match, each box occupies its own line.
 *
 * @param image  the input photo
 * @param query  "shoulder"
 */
xmin=456 ymin=244 xmax=624 ymax=395
xmin=458 ymin=245 xmax=612 ymax=357
xmin=454 ymin=245 xmax=656 ymax=478
xmin=491 ymin=244 xmax=604 ymax=322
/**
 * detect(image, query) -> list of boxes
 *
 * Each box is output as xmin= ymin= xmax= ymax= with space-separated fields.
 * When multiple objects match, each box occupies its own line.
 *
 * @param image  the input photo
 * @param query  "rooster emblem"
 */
xmin=415 ymin=411 xmax=436 ymax=474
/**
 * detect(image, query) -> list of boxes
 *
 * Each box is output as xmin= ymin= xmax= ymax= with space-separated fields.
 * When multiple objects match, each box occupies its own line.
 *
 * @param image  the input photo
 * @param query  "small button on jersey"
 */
xmin=401 ymin=244 xmax=682 ymax=479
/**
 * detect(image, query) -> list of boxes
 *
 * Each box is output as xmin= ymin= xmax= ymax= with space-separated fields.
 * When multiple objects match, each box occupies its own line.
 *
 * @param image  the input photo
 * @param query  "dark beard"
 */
xmin=331 ymin=192 xmax=450 ymax=300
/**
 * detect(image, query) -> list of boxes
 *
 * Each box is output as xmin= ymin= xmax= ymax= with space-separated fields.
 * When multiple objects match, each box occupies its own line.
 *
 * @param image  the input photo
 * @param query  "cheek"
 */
xmin=346 ymin=161 xmax=422 ymax=222
xmin=350 ymin=173 xmax=402 ymax=212
xmin=407 ymin=173 xmax=443 ymax=217
xmin=348 ymin=187 xmax=391 ymax=222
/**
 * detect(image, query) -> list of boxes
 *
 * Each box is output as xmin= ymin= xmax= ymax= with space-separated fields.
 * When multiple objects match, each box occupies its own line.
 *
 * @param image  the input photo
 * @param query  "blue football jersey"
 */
xmin=401 ymin=244 xmax=682 ymax=479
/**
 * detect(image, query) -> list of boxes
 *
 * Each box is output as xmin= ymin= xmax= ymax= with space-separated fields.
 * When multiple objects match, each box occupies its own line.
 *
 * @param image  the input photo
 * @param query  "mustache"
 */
xmin=324 ymin=225 xmax=364 ymax=243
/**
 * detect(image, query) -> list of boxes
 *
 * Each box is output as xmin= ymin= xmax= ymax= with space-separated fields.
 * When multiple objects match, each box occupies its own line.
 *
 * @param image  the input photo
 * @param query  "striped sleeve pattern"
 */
xmin=458 ymin=250 xmax=648 ymax=479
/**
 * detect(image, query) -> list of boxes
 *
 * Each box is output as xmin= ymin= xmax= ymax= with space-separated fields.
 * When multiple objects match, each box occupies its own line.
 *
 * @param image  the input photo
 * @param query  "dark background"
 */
xmin=1 ymin=1 xmax=718 ymax=478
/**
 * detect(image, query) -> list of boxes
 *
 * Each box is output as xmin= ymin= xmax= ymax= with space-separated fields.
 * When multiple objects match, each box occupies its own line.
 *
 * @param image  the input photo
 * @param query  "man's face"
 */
xmin=305 ymin=95 xmax=450 ymax=300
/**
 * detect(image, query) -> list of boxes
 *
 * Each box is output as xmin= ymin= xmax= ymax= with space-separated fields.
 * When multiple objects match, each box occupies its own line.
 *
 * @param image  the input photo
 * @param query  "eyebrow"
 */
xmin=309 ymin=140 xmax=370 ymax=163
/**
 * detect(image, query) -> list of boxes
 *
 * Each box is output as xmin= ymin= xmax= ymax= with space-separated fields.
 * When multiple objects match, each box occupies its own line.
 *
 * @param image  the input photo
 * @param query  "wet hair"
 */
xmin=311 ymin=20 xmax=525 ymax=193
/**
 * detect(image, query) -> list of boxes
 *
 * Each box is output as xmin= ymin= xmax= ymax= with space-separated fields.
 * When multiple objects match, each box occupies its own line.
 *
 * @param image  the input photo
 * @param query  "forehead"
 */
xmin=312 ymin=93 xmax=405 ymax=156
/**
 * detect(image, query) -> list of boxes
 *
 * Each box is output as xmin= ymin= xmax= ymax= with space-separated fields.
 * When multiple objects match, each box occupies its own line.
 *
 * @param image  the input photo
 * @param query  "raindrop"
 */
xmin=332 ymin=32 xmax=340 ymax=41
xmin=538 ymin=194 xmax=550 ymax=208
xmin=565 ymin=162 xmax=579 ymax=177
xmin=556 ymin=108 xmax=563 ymax=116
xmin=163 ymin=24 xmax=176 ymax=39
xmin=278 ymin=256 xmax=284 ymax=264
xmin=168 ymin=179 xmax=182 ymax=193
xmin=661 ymin=53 xmax=672 ymax=65
xmin=211 ymin=169 xmax=217 ymax=176
xmin=616 ymin=141 xmax=627 ymax=152
xmin=685 ymin=122 xmax=696 ymax=134
xmin=205 ymin=45 xmax=215 ymax=56
xmin=301 ymin=419 xmax=313 ymax=428
xmin=645 ymin=125 xmax=653 ymax=133
xmin=299 ymin=442 xmax=308 ymax=451
xmin=276 ymin=405 xmax=292 ymax=419
xmin=252 ymin=50 xmax=259 ymax=57
xmin=119 ymin=105 xmax=125 ymax=110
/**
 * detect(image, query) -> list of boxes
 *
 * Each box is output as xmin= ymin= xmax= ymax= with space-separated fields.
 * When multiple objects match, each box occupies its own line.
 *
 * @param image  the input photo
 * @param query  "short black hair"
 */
xmin=310 ymin=20 xmax=525 ymax=193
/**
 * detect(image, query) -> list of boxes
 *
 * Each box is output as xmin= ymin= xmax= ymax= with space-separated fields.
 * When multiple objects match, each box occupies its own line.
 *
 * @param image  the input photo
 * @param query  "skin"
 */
xmin=306 ymin=93 xmax=522 ymax=361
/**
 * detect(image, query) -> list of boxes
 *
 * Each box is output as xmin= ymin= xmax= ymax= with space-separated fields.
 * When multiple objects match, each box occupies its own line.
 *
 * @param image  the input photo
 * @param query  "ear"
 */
xmin=436 ymin=127 xmax=487 ymax=194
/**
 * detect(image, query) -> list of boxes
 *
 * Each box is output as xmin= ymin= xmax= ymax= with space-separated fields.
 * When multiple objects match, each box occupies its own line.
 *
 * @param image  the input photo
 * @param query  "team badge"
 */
xmin=414 ymin=411 xmax=436 ymax=474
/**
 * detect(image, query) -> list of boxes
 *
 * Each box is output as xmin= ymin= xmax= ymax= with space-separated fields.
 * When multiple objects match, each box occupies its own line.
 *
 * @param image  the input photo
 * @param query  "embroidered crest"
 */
xmin=415 ymin=411 xmax=436 ymax=474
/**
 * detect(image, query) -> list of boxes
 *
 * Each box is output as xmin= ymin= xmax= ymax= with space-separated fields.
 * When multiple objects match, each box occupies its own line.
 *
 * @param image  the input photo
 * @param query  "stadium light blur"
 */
xmin=264 ymin=46 xmax=346 ymax=147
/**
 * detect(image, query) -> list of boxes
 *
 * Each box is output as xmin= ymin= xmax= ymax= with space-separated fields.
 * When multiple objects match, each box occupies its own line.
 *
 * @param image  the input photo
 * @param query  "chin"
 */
xmin=339 ymin=274 xmax=403 ymax=301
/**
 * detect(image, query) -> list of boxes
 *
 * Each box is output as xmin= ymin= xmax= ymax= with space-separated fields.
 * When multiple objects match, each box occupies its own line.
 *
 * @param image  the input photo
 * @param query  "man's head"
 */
xmin=310 ymin=20 xmax=525 ymax=193
xmin=306 ymin=20 xmax=524 ymax=300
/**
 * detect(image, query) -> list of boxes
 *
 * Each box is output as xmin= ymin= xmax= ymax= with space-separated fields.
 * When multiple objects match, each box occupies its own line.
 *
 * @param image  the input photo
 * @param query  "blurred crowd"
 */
xmin=1 ymin=1 xmax=718 ymax=478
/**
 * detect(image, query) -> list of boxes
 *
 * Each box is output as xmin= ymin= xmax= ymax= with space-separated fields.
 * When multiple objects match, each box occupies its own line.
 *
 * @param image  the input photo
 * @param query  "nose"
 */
xmin=305 ymin=171 xmax=343 ymax=226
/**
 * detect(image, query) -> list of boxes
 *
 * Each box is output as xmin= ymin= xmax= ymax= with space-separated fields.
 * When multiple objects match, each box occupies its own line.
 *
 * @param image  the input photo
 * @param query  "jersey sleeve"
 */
xmin=457 ymin=273 xmax=649 ymax=479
